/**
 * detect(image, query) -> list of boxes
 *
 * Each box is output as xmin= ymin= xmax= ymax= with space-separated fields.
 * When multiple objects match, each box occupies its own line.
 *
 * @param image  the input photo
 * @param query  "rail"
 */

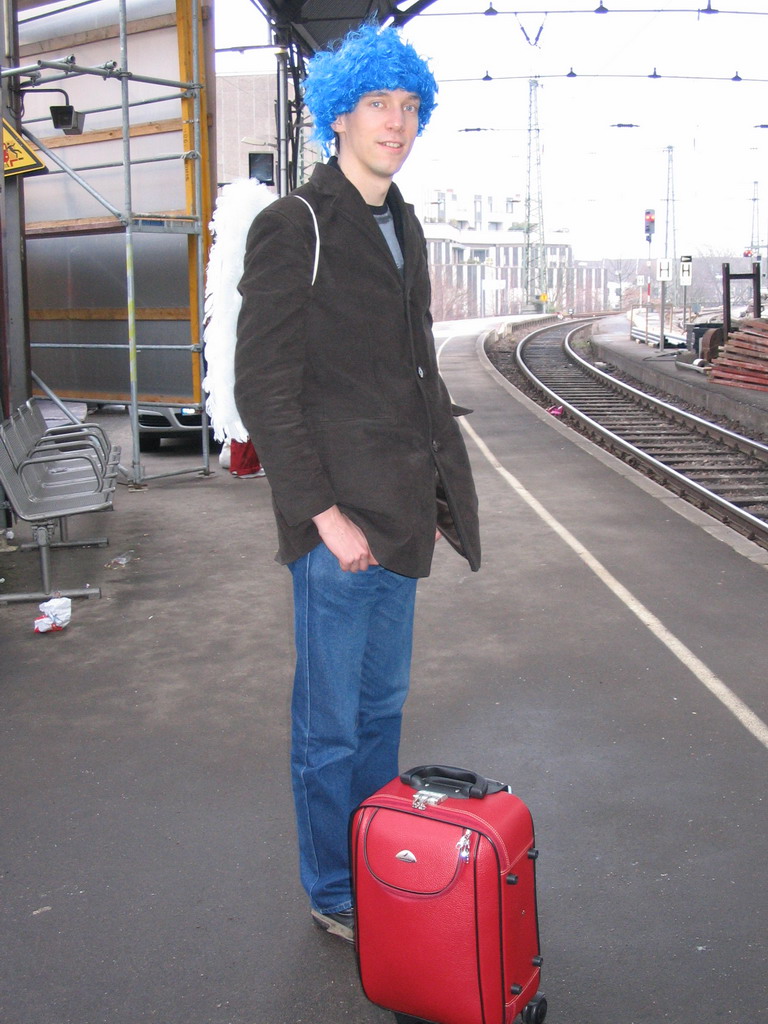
xmin=513 ymin=321 xmax=768 ymax=550
xmin=628 ymin=323 xmax=687 ymax=348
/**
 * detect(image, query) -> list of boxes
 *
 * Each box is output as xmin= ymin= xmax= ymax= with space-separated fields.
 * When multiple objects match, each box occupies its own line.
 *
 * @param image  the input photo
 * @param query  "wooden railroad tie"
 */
xmin=710 ymin=318 xmax=768 ymax=392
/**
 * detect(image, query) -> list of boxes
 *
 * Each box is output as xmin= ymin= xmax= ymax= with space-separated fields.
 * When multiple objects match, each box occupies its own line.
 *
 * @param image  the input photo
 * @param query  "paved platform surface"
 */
xmin=2 ymin=316 xmax=767 ymax=1024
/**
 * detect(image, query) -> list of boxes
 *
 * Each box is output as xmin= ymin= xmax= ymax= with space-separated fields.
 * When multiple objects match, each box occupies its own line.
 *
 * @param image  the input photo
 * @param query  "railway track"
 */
xmin=510 ymin=320 xmax=768 ymax=549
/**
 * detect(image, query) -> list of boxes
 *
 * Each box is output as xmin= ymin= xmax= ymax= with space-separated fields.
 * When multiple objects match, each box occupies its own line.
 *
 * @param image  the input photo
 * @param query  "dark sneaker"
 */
xmin=311 ymin=907 xmax=355 ymax=943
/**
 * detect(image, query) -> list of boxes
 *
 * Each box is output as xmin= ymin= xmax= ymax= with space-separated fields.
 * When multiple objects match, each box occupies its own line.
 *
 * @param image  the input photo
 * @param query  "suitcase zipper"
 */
xmin=365 ymin=792 xmax=532 ymax=871
xmin=456 ymin=829 xmax=472 ymax=863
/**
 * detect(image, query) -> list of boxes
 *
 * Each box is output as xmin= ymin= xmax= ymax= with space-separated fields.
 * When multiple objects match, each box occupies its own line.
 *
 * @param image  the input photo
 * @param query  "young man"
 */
xmin=234 ymin=23 xmax=480 ymax=943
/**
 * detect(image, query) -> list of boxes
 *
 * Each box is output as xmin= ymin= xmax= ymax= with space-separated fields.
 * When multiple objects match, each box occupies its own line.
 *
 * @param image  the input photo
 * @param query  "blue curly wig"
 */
xmin=303 ymin=22 xmax=438 ymax=155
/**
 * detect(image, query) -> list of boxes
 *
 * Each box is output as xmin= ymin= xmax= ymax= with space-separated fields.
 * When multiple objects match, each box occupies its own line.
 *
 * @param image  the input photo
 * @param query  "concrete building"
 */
xmin=215 ymin=72 xmax=319 ymax=190
xmin=216 ymin=73 xmax=281 ymax=187
xmin=407 ymin=186 xmax=608 ymax=320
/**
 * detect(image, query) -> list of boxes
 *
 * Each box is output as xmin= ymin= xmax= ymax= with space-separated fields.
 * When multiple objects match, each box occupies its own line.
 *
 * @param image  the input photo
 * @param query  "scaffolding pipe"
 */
xmin=20 ymin=127 xmax=126 ymax=219
xmin=30 ymin=371 xmax=84 ymax=424
xmin=118 ymin=0 xmax=141 ymax=486
xmin=22 ymin=90 xmax=195 ymax=125
xmin=2 ymin=57 xmax=119 ymax=79
xmin=190 ymin=0 xmax=210 ymax=474
xmin=31 ymin=343 xmax=198 ymax=352
xmin=276 ymin=48 xmax=289 ymax=198
xmin=2 ymin=60 xmax=196 ymax=93
xmin=41 ymin=152 xmax=192 ymax=175
xmin=4 ymin=56 xmax=197 ymax=92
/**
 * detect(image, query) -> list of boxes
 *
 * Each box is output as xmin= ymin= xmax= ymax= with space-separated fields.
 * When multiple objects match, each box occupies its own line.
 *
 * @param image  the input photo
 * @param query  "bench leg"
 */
xmin=46 ymin=538 xmax=109 ymax=552
xmin=0 ymin=586 xmax=100 ymax=604
xmin=36 ymin=524 xmax=53 ymax=595
xmin=19 ymin=516 xmax=108 ymax=553
xmin=0 ymin=523 xmax=102 ymax=604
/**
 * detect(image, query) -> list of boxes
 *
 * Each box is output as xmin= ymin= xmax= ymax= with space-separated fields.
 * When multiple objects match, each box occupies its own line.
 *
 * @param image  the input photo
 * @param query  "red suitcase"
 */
xmin=352 ymin=766 xmax=546 ymax=1024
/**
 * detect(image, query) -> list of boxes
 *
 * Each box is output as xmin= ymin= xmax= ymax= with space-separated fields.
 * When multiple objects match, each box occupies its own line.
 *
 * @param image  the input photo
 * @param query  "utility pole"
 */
xmin=662 ymin=145 xmax=677 ymax=338
xmin=749 ymin=180 xmax=760 ymax=257
xmin=523 ymin=79 xmax=546 ymax=312
xmin=748 ymin=181 xmax=764 ymax=293
xmin=644 ymin=210 xmax=655 ymax=345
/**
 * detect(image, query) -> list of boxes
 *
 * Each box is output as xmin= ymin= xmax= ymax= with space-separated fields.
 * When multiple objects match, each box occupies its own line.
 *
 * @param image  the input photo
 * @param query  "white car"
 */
xmin=137 ymin=405 xmax=210 ymax=452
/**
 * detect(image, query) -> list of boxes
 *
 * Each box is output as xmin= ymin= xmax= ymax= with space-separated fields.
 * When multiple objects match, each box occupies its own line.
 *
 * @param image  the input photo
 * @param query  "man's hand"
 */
xmin=312 ymin=506 xmax=379 ymax=572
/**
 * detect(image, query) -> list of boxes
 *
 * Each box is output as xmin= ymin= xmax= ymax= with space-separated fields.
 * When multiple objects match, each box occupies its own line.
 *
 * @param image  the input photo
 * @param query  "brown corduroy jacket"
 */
xmin=234 ymin=160 xmax=480 ymax=578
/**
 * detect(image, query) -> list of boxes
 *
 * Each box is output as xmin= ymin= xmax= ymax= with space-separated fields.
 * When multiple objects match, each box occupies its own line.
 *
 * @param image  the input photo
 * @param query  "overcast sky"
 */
xmin=214 ymin=0 xmax=768 ymax=263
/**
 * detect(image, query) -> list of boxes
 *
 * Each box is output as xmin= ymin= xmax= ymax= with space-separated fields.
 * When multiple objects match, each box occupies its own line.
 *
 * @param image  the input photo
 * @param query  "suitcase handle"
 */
xmin=400 ymin=765 xmax=508 ymax=800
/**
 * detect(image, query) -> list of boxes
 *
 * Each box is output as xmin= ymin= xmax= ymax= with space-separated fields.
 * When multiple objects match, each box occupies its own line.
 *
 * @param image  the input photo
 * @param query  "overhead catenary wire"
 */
xmin=439 ymin=70 xmax=768 ymax=83
xmin=414 ymin=5 xmax=768 ymax=17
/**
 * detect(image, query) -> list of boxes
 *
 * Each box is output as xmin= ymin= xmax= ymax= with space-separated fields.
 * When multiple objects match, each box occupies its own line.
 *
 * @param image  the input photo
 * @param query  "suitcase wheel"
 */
xmin=392 ymin=998 xmax=546 ymax=1024
xmin=521 ymin=992 xmax=548 ymax=1024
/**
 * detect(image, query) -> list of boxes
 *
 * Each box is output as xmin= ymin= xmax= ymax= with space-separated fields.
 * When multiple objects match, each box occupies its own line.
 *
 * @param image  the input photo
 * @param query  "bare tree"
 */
xmin=605 ymin=258 xmax=638 ymax=310
xmin=429 ymin=269 xmax=473 ymax=321
xmin=687 ymin=249 xmax=760 ymax=313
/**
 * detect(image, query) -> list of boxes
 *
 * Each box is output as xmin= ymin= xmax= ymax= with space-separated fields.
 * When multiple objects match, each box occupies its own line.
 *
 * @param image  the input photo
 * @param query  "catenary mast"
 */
xmin=524 ymin=78 xmax=547 ymax=311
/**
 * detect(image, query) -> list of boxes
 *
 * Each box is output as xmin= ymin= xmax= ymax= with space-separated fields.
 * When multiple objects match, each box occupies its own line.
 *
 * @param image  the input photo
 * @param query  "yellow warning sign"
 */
xmin=3 ymin=119 xmax=47 ymax=178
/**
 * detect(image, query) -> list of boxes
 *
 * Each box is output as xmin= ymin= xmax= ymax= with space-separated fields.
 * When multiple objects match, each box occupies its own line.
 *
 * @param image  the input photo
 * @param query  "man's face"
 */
xmin=332 ymin=89 xmax=421 ymax=188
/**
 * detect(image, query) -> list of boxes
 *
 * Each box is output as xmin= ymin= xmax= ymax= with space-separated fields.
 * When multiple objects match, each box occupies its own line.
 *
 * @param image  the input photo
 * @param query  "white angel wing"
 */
xmin=202 ymin=179 xmax=276 ymax=442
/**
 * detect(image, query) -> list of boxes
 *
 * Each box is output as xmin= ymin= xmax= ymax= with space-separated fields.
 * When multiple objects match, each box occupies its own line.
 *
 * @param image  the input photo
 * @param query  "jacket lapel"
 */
xmin=308 ymin=162 xmax=412 ymax=285
xmin=387 ymin=183 xmax=421 ymax=292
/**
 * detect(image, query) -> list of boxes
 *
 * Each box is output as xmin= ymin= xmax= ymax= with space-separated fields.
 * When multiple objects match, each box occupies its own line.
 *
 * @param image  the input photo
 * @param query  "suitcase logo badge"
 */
xmin=395 ymin=849 xmax=417 ymax=863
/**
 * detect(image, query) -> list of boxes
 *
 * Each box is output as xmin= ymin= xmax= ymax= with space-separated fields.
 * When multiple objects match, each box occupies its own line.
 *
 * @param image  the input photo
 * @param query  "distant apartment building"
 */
xmin=410 ymin=187 xmax=608 ymax=320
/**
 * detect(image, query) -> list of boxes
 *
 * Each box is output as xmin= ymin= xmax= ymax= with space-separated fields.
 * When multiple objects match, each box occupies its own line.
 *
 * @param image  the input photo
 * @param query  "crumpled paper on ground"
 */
xmin=34 ymin=596 xmax=72 ymax=633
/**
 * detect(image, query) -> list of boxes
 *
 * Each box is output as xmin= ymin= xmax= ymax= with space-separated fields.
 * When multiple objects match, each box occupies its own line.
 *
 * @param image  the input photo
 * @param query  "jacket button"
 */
xmin=417 ymin=366 xmax=425 ymax=378
xmin=431 ymin=440 xmax=441 ymax=452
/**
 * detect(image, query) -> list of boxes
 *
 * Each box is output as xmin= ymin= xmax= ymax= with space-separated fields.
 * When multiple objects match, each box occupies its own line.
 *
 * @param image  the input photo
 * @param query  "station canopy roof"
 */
xmin=256 ymin=0 xmax=438 ymax=55
xmin=13 ymin=0 xmax=437 ymax=58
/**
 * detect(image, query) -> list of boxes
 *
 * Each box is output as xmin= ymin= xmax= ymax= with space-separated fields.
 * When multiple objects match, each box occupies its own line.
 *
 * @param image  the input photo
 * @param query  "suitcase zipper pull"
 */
xmin=456 ymin=829 xmax=472 ymax=863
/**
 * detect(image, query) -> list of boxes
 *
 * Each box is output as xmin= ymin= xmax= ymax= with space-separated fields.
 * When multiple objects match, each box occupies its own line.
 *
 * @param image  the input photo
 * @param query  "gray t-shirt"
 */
xmin=370 ymin=203 xmax=404 ymax=273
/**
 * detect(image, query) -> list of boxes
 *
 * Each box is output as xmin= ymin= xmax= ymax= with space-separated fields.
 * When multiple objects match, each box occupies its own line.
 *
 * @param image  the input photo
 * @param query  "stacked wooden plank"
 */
xmin=709 ymin=318 xmax=768 ymax=391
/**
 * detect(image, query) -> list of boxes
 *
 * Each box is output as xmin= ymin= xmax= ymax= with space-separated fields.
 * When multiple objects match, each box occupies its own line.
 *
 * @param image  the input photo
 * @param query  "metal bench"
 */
xmin=5 ymin=399 xmax=120 ymax=492
xmin=23 ymin=399 xmax=117 ymax=465
xmin=0 ymin=405 xmax=120 ymax=604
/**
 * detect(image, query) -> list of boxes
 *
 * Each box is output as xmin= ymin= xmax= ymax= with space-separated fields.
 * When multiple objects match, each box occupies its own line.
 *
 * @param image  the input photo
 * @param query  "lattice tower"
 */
xmin=524 ymin=79 xmax=547 ymax=309
xmin=664 ymin=145 xmax=678 ymax=305
xmin=750 ymin=181 xmax=761 ymax=257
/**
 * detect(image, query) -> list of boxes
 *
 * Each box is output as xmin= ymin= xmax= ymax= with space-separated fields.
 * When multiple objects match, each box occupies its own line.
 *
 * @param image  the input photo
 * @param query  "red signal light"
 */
xmin=644 ymin=209 xmax=655 ymax=242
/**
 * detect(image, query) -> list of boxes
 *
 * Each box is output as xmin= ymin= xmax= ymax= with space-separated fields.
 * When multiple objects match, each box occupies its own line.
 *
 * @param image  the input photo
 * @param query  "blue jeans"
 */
xmin=288 ymin=542 xmax=418 ymax=914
